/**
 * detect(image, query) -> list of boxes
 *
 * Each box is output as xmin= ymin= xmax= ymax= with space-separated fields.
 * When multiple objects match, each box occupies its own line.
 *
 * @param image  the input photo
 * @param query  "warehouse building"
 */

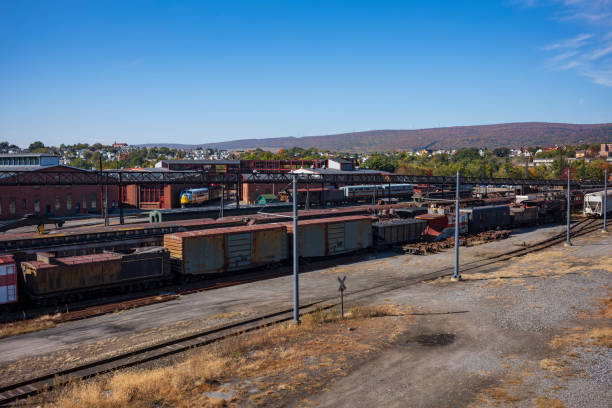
xmin=0 ymin=154 xmax=118 ymax=220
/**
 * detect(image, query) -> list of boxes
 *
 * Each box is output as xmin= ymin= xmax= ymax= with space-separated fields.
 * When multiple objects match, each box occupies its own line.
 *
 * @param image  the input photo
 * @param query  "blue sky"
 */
xmin=0 ymin=0 xmax=611 ymax=147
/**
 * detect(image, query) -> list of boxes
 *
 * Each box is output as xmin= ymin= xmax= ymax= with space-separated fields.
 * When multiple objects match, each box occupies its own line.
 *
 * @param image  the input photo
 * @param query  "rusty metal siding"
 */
xmin=327 ymin=222 xmax=345 ymax=254
xmin=226 ymin=233 xmax=252 ymax=269
xmin=373 ymin=219 xmax=427 ymax=245
xmin=344 ymin=218 xmax=372 ymax=252
xmin=252 ymin=227 xmax=287 ymax=265
xmin=21 ymin=258 xmax=122 ymax=296
xmin=182 ymin=234 xmax=224 ymax=275
xmin=118 ymin=247 xmax=170 ymax=281
xmin=294 ymin=223 xmax=326 ymax=258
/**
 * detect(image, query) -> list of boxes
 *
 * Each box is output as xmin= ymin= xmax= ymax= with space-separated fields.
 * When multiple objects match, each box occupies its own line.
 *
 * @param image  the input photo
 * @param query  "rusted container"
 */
xmin=20 ymin=247 xmax=170 ymax=298
xmin=284 ymin=215 xmax=373 ymax=257
xmin=21 ymin=253 xmax=122 ymax=297
xmin=510 ymin=206 xmax=539 ymax=227
xmin=0 ymin=255 xmax=18 ymax=304
xmin=164 ymin=224 xmax=287 ymax=275
xmin=462 ymin=205 xmax=511 ymax=233
xmin=373 ymin=219 xmax=427 ymax=245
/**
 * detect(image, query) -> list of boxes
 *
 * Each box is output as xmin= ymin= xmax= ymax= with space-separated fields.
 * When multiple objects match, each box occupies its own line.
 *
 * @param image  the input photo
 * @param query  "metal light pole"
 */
xmin=453 ymin=171 xmax=461 ymax=280
xmin=292 ymin=174 xmax=300 ymax=323
xmin=566 ymin=168 xmax=571 ymax=246
xmin=604 ymin=167 xmax=608 ymax=232
xmin=220 ymin=185 xmax=224 ymax=218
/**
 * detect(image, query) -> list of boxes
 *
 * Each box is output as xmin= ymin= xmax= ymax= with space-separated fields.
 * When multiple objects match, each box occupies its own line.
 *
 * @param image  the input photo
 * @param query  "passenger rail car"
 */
xmin=180 ymin=187 xmax=222 ymax=207
xmin=340 ymin=185 xmax=384 ymax=200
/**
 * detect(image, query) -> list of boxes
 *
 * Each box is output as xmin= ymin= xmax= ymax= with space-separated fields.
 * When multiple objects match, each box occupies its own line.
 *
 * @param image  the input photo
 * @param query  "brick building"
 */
xmin=0 ymin=154 xmax=118 ymax=220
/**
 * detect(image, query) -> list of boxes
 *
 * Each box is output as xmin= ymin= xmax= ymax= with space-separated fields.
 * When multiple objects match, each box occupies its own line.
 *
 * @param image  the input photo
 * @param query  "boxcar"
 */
xmin=285 ymin=216 xmax=372 ymax=258
xmin=20 ymin=247 xmax=171 ymax=299
xmin=164 ymin=224 xmax=288 ymax=275
xmin=462 ymin=205 xmax=511 ymax=233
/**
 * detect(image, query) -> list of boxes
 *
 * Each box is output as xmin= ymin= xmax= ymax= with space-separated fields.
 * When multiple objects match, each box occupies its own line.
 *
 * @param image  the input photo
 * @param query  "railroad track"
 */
xmin=0 ymin=217 xmax=607 ymax=406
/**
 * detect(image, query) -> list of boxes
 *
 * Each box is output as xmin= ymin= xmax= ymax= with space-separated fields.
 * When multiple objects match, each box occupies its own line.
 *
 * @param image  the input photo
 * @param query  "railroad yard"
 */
xmin=0 ymin=182 xmax=610 ymax=407
xmin=0 ymin=219 xmax=609 ymax=407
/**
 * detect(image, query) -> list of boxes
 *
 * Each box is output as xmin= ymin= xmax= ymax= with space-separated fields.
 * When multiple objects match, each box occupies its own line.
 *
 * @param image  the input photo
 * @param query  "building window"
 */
xmin=91 ymin=193 xmax=97 ymax=208
xmin=9 ymin=197 xmax=16 ymax=215
xmin=22 ymin=199 xmax=27 ymax=209
xmin=139 ymin=185 xmax=164 ymax=202
xmin=66 ymin=194 xmax=72 ymax=210
xmin=34 ymin=197 xmax=40 ymax=213
xmin=82 ymin=193 xmax=87 ymax=209
xmin=55 ymin=196 xmax=61 ymax=211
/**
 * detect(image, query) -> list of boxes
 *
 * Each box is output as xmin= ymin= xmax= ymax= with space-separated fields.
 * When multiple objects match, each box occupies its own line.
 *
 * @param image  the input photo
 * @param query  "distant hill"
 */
xmin=139 ymin=122 xmax=612 ymax=152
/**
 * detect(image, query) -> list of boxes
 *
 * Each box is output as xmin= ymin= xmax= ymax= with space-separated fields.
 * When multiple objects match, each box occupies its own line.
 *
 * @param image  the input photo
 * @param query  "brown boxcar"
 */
xmin=284 ymin=215 xmax=373 ymax=258
xmin=164 ymin=224 xmax=288 ymax=276
xmin=20 ymin=247 xmax=170 ymax=298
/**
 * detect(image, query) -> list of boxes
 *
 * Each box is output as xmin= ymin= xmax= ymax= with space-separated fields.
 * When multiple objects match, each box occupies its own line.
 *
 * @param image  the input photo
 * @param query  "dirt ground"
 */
xmin=307 ymin=233 xmax=611 ymax=408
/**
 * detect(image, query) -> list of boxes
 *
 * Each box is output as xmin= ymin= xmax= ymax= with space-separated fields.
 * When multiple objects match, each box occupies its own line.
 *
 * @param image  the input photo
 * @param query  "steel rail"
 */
xmin=0 ymin=217 xmax=606 ymax=406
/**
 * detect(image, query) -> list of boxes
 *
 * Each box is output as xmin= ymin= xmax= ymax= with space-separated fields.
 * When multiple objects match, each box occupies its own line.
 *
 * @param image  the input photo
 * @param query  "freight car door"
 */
xmin=226 ymin=233 xmax=253 ymax=270
xmin=327 ymin=223 xmax=345 ymax=254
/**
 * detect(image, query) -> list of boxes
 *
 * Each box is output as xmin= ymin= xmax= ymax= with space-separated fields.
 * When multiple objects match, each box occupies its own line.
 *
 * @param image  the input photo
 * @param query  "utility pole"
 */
xmin=220 ymin=185 xmax=224 ymax=218
xmin=452 ymin=171 xmax=461 ymax=281
xmin=566 ymin=168 xmax=571 ymax=246
xmin=604 ymin=167 xmax=608 ymax=233
xmin=118 ymin=172 xmax=124 ymax=225
xmin=292 ymin=174 xmax=300 ymax=324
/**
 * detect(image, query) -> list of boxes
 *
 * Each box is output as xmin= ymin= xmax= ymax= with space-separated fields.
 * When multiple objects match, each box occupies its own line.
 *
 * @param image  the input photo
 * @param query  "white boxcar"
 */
xmin=583 ymin=190 xmax=612 ymax=217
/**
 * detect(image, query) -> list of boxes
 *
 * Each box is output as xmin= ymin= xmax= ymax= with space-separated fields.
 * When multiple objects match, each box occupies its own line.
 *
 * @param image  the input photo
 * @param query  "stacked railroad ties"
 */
xmin=0 ymin=188 xmax=606 ymax=308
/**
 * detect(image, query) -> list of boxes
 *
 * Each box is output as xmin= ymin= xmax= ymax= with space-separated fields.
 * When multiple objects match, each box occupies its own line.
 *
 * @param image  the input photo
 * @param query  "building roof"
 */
xmin=159 ymin=159 xmax=240 ymax=165
xmin=292 ymin=168 xmax=391 ymax=175
xmin=0 ymin=153 xmax=58 ymax=158
xmin=328 ymin=158 xmax=353 ymax=164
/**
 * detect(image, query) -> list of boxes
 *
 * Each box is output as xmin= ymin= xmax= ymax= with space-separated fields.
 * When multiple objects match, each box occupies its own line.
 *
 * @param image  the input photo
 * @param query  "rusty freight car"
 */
xmin=20 ymin=247 xmax=170 ymax=301
xmin=284 ymin=216 xmax=373 ymax=258
xmin=164 ymin=224 xmax=288 ymax=276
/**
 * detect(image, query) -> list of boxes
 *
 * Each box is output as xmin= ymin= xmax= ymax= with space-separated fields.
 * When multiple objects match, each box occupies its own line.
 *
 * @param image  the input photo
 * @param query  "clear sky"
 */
xmin=1 ymin=0 xmax=611 ymax=147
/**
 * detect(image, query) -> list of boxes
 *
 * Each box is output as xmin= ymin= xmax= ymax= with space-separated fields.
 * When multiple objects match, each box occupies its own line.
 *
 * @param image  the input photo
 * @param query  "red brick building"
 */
xmin=0 ymin=154 xmax=118 ymax=220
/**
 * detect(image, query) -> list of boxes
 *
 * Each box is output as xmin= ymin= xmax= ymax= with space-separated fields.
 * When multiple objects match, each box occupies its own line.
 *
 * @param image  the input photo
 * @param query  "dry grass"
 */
xmin=586 ymin=327 xmax=612 ymax=347
xmin=539 ymin=359 xmax=570 ymax=376
xmin=427 ymin=251 xmax=612 ymax=284
xmin=47 ymin=305 xmax=409 ymax=408
xmin=0 ymin=314 xmax=60 ymax=340
xmin=535 ymin=396 xmax=566 ymax=408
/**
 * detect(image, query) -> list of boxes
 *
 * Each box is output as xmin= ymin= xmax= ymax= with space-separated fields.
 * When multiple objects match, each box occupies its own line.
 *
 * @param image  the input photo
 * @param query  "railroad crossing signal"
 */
xmin=338 ymin=276 xmax=347 ymax=318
